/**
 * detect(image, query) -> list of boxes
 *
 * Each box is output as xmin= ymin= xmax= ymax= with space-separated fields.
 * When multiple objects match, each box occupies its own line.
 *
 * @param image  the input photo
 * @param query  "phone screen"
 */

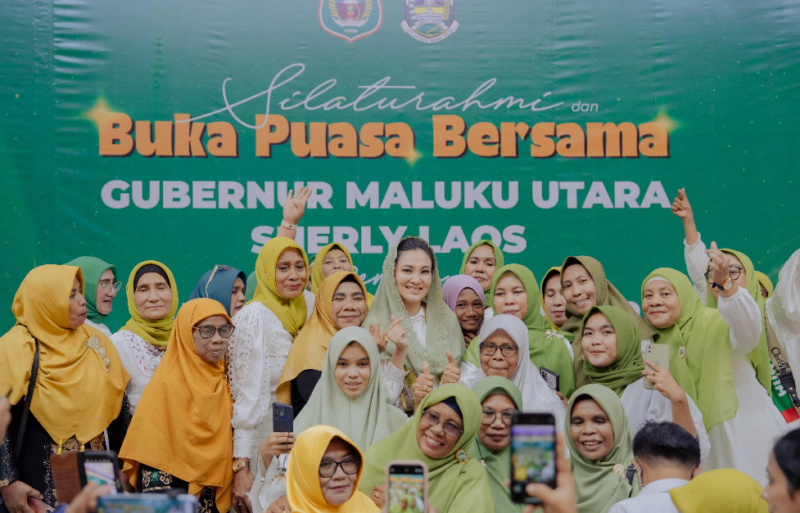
xmin=387 ymin=465 xmax=425 ymax=513
xmin=83 ymin=460 xmax=119 ymax=494
xmin=510 ymin=421 xmax=556 ymax=504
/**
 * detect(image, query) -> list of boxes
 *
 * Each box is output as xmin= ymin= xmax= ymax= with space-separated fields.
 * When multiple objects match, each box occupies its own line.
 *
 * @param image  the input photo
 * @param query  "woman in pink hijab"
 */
xmin=442 ymin=275 xmax=486 ymax=348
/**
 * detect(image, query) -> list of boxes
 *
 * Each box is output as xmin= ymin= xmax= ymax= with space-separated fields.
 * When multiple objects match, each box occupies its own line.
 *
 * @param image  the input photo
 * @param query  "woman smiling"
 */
xmin=442 ymin=275 xmax=486 ymax=348
xmin=460 ymin=240 xmax=504 ymax=320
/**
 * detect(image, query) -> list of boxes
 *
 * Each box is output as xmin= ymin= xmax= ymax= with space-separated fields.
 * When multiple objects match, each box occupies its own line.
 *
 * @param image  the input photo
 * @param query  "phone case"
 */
xmin=540 ymin=367 xmax=560 ymax=391
xmin=272 ymin=402 xmax=294 ymax=433
xmin=384 ymin=460 xmax=428 ymax=513
xmin=50 ymin=452 xmax=83 ymax=504
xmin=644 ymin=343 xmax=670 ymax=390
xmin=81 ymin=451 xmax=123 ymax=492
xmin=509 ymin=413 xmax=556 ymax=505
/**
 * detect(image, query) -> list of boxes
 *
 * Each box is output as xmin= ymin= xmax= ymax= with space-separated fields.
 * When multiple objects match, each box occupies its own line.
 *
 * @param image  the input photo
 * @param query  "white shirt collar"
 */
xmin=409 ymin=305 xmax=425 ymax=323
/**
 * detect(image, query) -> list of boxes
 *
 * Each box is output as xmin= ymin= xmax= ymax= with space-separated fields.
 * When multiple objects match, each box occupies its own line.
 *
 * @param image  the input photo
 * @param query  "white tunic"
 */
xmin=608 ymin=478 xmax=687 ymax=513
xmin=620 ymin=378 xmax=710 ymax=465
xmin=110 ymin=330 xmax=164 ymax=412
xmin=767 ymin=248 xmax=800 ymax=380
xmin=705 ymin=287 xmax=788 ymax=485
xmin=683 ymin=234 xmax=710 ymax=305
xmin=85 ymin=319 xmax=112 ymax=339
xmin=303 ymin=290 xmax=315 ymax=320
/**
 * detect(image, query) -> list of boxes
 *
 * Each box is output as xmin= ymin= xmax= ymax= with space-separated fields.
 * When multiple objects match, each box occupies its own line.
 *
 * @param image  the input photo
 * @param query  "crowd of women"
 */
xmin=2 ymin=187 xmax=800 ymax=513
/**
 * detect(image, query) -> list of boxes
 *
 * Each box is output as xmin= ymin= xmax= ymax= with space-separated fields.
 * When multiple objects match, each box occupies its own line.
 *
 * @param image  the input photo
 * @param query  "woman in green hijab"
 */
xmin=358 ymin=383 xmax=495 ymax=513
xmin=470 ymin=376 xmax=523 ymax=513
xmin=465 ymin=264 xmax=575 ymax=398
xmin=64 ymin=256 xmax=119 ymax=337
xmin=640 ymin=267 xmax=787 ymax=485
xmin=566 ymin=384 xmax=639 ymax=513
xmin=460 ymin=240 xmax=504 ymax=320
xmin=560 ymin=256 xmax=657 ymax=390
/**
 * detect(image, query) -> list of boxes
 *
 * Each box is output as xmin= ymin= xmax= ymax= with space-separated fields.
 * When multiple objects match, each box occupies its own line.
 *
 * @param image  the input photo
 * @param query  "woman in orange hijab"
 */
xmin=0 ymin=265 xmax=130 ymax=509
xmin=120 ymin=299 xmax=235 ymax=513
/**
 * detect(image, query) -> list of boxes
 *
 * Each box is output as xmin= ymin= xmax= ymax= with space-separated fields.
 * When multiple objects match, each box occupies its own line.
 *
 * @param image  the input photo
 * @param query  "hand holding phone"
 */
xmin=510 ymin=413 xmax=557 ymax=505
xmin=272 ymin=402 xmax=293 ymax=433
xmin=643 ymin=344 xmax=670 ymax=390
xmin=384 ymin=460 xmax=427 ymax=513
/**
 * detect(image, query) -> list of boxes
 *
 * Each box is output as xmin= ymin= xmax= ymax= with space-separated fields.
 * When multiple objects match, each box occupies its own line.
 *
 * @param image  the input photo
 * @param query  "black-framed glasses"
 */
xmin=704 ymin=265 xmax=743 ymax=284
xmin=192 ymin=324 xmax=235 ymax=339
xmin=481 ymin=408 xmax=518 ymax=426
xmin=422 ymin=410 xmax=464 ymax=438
xmin=206 ymin=265 xmax=234 ymax=297
xmin=98 ymin=281 xmax=122 ymax=293
xmin=479 ymin=342 xmax=518 ymax=358
xmin=318 ymin=457 xmax=360 ymax=478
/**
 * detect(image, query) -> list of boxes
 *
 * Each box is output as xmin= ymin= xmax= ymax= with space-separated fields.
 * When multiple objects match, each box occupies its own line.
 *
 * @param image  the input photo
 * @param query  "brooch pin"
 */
xmin=545 ymin=330 xmax=564 ymax=340
xmin=613 ymin=464 xmax=625 ymax=477
xmin=678 ymin=347 xmax=686 ymax=358
xmin=86 ymin=335 xmax=110 ymax=371
xmin=456 ymin=449 xmax=468 ymax=464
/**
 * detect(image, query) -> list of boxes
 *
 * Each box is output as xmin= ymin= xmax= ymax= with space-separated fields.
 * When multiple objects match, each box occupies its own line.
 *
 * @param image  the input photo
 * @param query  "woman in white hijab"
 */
xmin=459 ymin=314 xmax=565 ymax=427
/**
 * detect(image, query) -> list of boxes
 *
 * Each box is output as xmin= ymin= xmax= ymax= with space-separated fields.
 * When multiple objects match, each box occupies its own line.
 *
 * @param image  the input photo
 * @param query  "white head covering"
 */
xmin=472 ymin=314 xmax=565 ymax=427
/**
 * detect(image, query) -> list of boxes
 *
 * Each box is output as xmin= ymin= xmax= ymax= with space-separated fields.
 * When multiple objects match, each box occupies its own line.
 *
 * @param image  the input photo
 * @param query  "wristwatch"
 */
xmin=232 ymin=459 xmax=251 ymax=472
xmin=712 ymin=278 xmax=733 ymax=291
xmin=280 ymin=219 xmax=298 ymax=230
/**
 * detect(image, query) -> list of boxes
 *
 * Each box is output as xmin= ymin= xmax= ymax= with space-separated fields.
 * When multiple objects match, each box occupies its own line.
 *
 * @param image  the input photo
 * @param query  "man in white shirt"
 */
xmin=609 ymin=421 xmax=702 ymax=513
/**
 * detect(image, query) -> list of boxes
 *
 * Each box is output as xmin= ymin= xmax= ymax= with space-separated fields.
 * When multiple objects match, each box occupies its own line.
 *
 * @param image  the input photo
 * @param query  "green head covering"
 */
xmin=580 ymin=306 xmax=645 ymax=397
xmin=639 ymin=269 xmax=701 ymax=403
xmin=566 ymin=384 xmax=639 ymax=513
xmin=460 ymin=240 xmax=505 ymax=308
xmin=464 ymin=264 xmax=575 ymax=397
xmin=704 ymin=249 xmax=772 ymax=396
xmin=560 ymin=256 xmax=656 ymax=390
xmin=64 ymin=256 xmax=117 ymax=324
xmin=293 ymin=326 xmax=408 ymax=450
xmin=642 ymin=268 xmax=736 ymax=430
xmin=361 ymin=237 xmax=464 ymax=376
xmin=470 ymin=377 xmax=523 ymax=513
xmin=358 ymin=384 xmax=494 ymax=513
xmin=245 ymin=271 xmax=257 ymax=302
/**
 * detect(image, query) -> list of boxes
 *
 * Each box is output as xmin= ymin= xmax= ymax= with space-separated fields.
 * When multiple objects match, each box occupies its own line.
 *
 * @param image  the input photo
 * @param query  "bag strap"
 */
xmin=626 ymin=463 xmax=637 ymax=491
xmin=14 ymin=327 xmax=40 ymax=464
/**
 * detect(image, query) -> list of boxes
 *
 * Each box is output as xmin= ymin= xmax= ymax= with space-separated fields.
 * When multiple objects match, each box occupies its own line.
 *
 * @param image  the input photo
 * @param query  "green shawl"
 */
xmin=64 ymin=256 xmax=117 ymax=324
xmin=361 ymin=237 xmax=464 ymax=376
xmin=567 ymin=384 xmax=639 ymax=513
xmin=358 ymin=384 xmax=495 ymax=513
xmin=460 ymin=240 xmax=505 ymax=309
xmin=560 ymin=256 xmax=656 ymax=390
xmin=704 ymin=249 xmax=772 ymax=396
xmin=293 ymin=326 xmax=408 ymax=450
xmin=470 ymin=377 xmax=524 ymax=513
xmin=245 ymin=271 xmax=256 ymax=302
xmin=464 ymin=264 xmax=575 ymax=398
xmin=643 ymin=268 xmax=737 ymax=430
xmin=580 ymin=306 xmax=645 ymax=397
xmin=640 ymin=269 xmax=702 ymax=403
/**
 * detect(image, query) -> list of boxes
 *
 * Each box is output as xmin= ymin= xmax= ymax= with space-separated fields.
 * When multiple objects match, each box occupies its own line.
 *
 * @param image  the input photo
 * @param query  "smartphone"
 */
xmin=385 ymin=460 xmax=427 ymax=513
xmin=27 ymin=497 xmax=54 ymax=513
xmin=272 ymin=402 xmax=294 ymax=433
xmin=510 ymin=413 xmax=556 ymax=504
xmin=643 ymin=343 xmax=670 ymax=390
xmin=80 ymin=451 xmax=122 ymax=493
xmin=540 ymin=367 xmax=560 ymax=392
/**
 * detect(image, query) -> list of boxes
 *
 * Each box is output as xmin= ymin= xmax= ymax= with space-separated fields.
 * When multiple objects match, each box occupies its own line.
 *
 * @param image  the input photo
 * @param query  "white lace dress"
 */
xmin=227 ymin=301 xmax=294 ymax=510
xmin=110 ymin=330 xmax=164 ymax=412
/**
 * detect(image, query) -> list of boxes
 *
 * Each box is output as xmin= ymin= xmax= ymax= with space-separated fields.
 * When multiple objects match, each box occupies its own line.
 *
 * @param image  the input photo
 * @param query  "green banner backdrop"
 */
xmin=1 ymin=0 xmax=799 ymax=329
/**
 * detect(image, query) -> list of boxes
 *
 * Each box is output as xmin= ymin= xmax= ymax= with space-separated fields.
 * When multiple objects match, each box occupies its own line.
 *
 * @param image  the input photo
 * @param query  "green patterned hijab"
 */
xmin=704 ymin=249 xmax=772 ymax=396
xmin=580 ymin=306 xmax=645 ymax=397
xmin=358 ymin=384 xmax=494 ymax=513
xmin=460 ymin=240 xmax=505 ymax=308
xmin=470 ymin=377 xmax=524 ymax=513
xmin=64 ymin=256 xmax=117 ymax=324
xmin=567 ymin=385 xmax=639 ymax=513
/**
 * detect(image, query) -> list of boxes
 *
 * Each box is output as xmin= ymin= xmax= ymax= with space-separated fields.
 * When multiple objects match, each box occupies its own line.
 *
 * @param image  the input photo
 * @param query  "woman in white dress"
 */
xmin=110 ymin=260 xmax=178 ymax=412
xmin=640 ymin=265 xmax=787 ymax=485
xmin=226 ymin=236 xmax=310 ymax=513
xmin=767 ymin=248 xmax=800 ymax=380
xmin=64 ymin=256 xmax=120 ymax=338
xmin=579 ymin=304 xmax=710 ymax=464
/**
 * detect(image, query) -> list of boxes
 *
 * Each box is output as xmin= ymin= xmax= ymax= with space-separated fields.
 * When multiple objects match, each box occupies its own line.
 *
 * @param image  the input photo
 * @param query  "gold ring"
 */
xmin=372 ymin=492 xmax=380 ymax=498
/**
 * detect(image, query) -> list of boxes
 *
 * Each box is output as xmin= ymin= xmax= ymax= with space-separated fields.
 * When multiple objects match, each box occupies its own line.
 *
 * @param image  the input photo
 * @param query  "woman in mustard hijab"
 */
xmin=110 ymin=260 xmax=179 ymax=412
xmin=311 ymin=243 xmax=354 ymax=293
xmin=227 ymin=237 xmax=311 ymax=513
xmin=120 ymin=298 xmax=234 ymax=513
xmin=0 ymin=265 xmax=130 ymax=509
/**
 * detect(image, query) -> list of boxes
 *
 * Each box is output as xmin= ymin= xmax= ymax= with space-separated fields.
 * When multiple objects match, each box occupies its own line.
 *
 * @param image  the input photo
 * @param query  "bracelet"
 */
xmin=280 ymin=219 xmax=298 ymax=230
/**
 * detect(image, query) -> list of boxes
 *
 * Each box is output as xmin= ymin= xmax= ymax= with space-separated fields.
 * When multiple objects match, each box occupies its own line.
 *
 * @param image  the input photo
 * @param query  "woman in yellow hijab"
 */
xmin=285 ymin=425 xmax=379 ymax=513
xmin=0 ymin=265 xmax=129 ymax=508
xmin=120 ymin=298 xmax=234 ymax=513
xmin=669 ymin=468 xmax=769 ymax=513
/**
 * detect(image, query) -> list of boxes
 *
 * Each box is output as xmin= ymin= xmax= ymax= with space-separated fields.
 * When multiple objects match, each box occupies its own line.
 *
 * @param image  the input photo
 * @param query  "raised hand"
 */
xmin=369 ymin=322 xmax=387 ymax=353
xmin=413 ymin=361 xmax=435 ymax=410
xmin=671 ymin=188 xmax=693 ymax=220
xmin=643 ymin=358 xmax=684 ymax=403
xmin=282 ymin=186 xmax=312 ymax=226
xmin=259 ymin=431 xmax=296 ymax=463
xmin=440 ymin=350 xmax=460 ymax=384
xmin=705 ymin=241 xmax=731 ymax=287
xmin=386 ymin=315 xmax=408 ymax=351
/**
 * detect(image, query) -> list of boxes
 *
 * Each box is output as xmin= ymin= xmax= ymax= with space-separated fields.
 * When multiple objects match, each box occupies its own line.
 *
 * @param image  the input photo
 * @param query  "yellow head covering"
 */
xmin=122 ymin=260 xmax=179 ymax=347
xmin=540 ymin=266 xmax=563 ymax=330
xmin=287 ymin=425 xmax=379 ymax=513
xmin=120 ymin=299 xmax=234 ymax=511
xmin=0 ymin=265 xmax=129 ymax=444
xmin=311 ymin=243 xmax=355 ymax=293
xmin=277 ymin=271 xmax=370 ymax=404
xmin=250 ymin=237 xmax=309 ymax=336
xmin=669 ymin=469 xmax=768 ymax=513
xmin=756 ymin=271 xmax=774 ymax=299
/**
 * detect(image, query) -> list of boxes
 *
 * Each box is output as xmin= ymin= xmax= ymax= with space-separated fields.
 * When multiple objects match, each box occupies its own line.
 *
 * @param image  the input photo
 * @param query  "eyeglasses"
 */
xmin=318 ymin=457 xmax=360 ymax=478
xmin=479 ymin=342 xmax=518 ymax=358
xmin=481 ymin=409 xmax=518 ymax=426
xmin=422 ymin=410 xmax=464 ymax=438
xmin=704 ymin=265 xmax=743 ymax=284
xmin=98 ymin=281 xmax=122 ymax=293
xmin=192 ymin=324 xmax=235 ymax=339
xmin=206 ymin=265 xmax=234 ymax=297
